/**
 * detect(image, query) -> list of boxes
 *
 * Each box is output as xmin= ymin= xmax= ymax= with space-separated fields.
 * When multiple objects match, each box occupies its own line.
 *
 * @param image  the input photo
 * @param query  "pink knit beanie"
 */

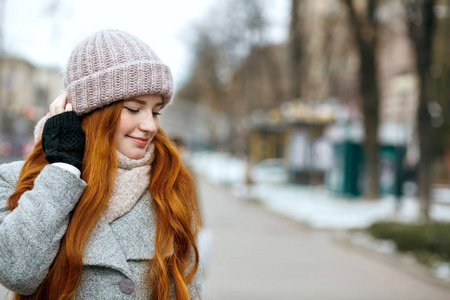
xmin=64 ymin=29 xmax=173 ymax=115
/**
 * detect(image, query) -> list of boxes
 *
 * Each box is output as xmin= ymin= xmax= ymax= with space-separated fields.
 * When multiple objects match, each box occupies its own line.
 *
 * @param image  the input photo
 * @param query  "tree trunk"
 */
xmin=404 ymin=0 xmax=437 ymax=221
xmin=343 ymin=0 xmax=381 ymax=199
xmin=416 ymin=91 xmax=433 ymax=220
xmin=360 ymin=39 xmax=381 ymax=199
xmin=289 ymin=0 xmax=302 ymax=100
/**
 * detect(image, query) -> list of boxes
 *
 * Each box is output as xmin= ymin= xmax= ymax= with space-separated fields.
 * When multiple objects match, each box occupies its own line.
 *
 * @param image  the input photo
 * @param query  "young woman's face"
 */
xmin=114 ymin=94 xmax=163 ymax=159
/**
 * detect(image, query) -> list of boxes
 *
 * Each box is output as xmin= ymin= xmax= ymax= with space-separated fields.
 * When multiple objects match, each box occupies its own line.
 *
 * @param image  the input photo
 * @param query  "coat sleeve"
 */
xmin=186 ymin=243 xmax=203 ymax=300
xmin=168 ymin=245 xmax=203 ymax=300
xmin=188 ymin=263 xmax=203 ymax=300
xmin=0 ymin=161 xmax=86 ymax=295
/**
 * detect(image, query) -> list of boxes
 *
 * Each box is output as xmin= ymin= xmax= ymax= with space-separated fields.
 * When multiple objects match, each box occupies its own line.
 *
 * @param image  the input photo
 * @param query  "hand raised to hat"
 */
xmin=41 ymin=93 xmax=85 ymax=170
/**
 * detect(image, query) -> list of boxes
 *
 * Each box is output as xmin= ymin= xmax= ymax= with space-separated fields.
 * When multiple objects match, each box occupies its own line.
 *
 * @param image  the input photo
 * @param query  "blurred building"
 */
xmin=159 ymin=97 xmax=231 ymax=152
xmin=249 ymin=100 xmax=337 ymax=185
xmin=0 ymin=54 xmax=61 ymax=162
xmin=247 ymin=0 xmax=419 ymax=194
xmin=291 ymin=0 xmax=418 ymax=130
xmin=294 ymin=0 xmax=359 ymax=102
xmin=377 ymin=0 xmax=418 ymax=145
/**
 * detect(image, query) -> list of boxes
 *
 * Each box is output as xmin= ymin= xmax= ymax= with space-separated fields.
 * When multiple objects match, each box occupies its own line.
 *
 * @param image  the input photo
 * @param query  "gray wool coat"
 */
xmin=0 ymin=161 xmax=201 ymax=299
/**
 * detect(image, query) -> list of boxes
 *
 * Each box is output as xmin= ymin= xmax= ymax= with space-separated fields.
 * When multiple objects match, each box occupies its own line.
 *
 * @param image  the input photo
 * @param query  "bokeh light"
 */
xmin=0 ymin=142 xmax=13 ymax=157
xmin=23 ymin=141 xmax=35 ymax=158
xmin=22 ymin=105 xmax=37 ymax=121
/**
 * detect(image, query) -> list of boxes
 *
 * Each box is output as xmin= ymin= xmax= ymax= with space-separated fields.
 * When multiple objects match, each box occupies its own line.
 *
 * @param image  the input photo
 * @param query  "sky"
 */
xmin=3 ymin=0 xmax=290 ymax=87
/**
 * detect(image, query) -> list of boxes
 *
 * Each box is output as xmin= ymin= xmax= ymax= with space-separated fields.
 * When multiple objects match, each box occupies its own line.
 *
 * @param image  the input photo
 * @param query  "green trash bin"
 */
xmin=327 ymin=141 xmax=364 ymax=197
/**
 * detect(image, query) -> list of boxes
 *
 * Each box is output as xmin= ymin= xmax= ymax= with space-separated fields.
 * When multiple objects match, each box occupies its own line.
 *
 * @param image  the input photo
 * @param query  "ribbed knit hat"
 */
xmin=64 ymin=29 xmax=173 ymax=115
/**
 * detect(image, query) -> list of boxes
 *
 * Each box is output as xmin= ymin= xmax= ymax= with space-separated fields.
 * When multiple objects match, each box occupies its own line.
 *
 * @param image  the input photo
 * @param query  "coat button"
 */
xmin=119 ymin=278 xmax=135 ymax=294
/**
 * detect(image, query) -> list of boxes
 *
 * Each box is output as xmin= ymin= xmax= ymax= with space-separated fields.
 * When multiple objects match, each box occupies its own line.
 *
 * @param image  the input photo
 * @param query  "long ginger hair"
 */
xmin=7 ymin=101 xmax=201 ymax=300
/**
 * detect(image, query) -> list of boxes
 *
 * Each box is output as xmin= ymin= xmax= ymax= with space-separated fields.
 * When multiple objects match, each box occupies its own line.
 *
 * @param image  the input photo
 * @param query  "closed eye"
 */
xmin=125 ymin=107 xmax=139 ymax=113
xmin=153 ymin=112 xmax=161 ymax=116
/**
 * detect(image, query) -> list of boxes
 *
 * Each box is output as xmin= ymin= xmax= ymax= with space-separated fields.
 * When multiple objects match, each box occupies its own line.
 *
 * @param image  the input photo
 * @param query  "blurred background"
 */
xmin=2 ymin=0 xmax=450 ymax=299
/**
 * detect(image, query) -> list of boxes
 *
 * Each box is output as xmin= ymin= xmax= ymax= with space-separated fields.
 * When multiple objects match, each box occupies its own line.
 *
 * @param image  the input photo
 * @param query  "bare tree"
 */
xmin=403 ymin=0 xmax=437 ymax=220
xmin=433 ymin=1 xmax=450 ymax=157
xmin=342 ymin=0 xmax=381 ymax=199
xmin=289 ymin=0 xmax=303 ymax=100
xmin=178 ymin=0 xmax=271 ymax=153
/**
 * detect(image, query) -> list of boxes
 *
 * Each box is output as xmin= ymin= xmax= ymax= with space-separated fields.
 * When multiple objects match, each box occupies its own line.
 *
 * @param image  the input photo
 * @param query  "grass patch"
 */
xmin=366 ymin=221 xmax=450 ymax=266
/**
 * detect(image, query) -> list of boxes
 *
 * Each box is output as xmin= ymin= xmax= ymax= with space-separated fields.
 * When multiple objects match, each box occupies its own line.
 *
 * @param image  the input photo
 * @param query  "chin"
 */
xmin=127 ymin=150 xmax=146 ymax=159
xmin=119 ymin=146 xmax=147 ymax=159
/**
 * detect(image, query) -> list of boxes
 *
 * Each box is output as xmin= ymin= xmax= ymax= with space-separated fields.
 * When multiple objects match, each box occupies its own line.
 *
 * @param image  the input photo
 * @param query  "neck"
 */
xmin=116 ymin=144 xmax=155 ymax=170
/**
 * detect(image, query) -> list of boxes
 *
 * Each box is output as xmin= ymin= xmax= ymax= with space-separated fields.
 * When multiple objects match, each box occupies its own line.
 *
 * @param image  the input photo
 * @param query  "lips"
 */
xmin=127 ymin=136 xmax=149 ymax=146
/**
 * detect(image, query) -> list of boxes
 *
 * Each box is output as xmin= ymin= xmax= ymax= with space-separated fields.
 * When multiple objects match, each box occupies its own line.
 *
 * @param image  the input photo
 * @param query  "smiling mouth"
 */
xmin=127 ymin=136 xmax=149 ymax=146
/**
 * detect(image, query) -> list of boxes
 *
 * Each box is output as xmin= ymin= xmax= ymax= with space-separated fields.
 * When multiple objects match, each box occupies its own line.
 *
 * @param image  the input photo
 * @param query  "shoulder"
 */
xmin=0 ymin=161 xmax=25 ymax=187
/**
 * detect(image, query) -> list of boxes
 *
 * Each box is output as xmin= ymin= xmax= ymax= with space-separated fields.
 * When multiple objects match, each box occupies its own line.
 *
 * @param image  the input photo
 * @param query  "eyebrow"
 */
xmin=126 ymin=99 xmax=164 ymax=107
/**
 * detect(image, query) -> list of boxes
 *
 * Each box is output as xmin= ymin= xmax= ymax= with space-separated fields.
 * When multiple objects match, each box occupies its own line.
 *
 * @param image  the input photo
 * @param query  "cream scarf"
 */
xmin=104 ymin=144 xmax=155 ymax=223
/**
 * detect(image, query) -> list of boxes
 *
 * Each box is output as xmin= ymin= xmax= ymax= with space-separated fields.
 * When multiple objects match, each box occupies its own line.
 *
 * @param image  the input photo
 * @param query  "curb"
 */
xmin=332 ymin=232 xmax=450 ymax=292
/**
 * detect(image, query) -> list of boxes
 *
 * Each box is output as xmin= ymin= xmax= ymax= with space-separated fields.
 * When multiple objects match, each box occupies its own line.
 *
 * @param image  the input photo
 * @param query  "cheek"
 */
xmin=115 ymin=115 xmax=133 ymax=136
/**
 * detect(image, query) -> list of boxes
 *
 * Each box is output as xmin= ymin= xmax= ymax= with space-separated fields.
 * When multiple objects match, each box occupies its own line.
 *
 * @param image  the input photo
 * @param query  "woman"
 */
xmin=0 ymin=30 xmax=202 ymax=299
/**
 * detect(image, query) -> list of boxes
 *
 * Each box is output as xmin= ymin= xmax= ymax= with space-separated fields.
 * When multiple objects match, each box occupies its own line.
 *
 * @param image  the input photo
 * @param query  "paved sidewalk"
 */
xmin=199 ymin=176 xmax=450 ymax=300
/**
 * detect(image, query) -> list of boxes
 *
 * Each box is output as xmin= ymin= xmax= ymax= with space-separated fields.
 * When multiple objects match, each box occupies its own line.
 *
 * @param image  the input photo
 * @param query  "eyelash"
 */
xmin=125 ymin=107 xmax=161 ymax=116
xmin=125 ymin=107 xmax=139 ymax=113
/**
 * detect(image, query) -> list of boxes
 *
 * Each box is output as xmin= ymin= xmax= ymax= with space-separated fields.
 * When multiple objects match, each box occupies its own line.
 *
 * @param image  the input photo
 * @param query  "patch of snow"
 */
xmin=191 ymin=151 xmax=450 ymax=230
xmin=432 ymin=186 xmax=450 ymax=204
xmin=434 ymin=262 xmax=450 ymax=281
xmin=347 ymin=232 xmax=396 ymax=255
xmin=191 ymin=152 xmax=246 ymax=184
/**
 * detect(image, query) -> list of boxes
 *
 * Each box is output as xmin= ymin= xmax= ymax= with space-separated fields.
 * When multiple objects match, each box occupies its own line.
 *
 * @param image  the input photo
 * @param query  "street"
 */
xmin=1 ymin=177 xmax=450 ymax=300
xmin=199 ymin=176 xmax=450 ymax=300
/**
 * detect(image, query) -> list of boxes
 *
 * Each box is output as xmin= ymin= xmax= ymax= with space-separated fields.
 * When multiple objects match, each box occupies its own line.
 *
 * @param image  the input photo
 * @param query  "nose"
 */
xmin=138 ymin=112 xmax=158 ymax=134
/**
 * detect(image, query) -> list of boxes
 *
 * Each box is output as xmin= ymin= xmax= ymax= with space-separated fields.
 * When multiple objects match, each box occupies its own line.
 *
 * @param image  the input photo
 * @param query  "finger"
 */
xmin=49 ymin=93 xmax=67 ymax=116
xmin=65 ymin=103 xmax=73 ymax=111
xmin=54 ymin=94 xmax=67 ymax=115
xmin=49 ymin=97 xmax=59 ymax=116
xmin=49 ymin=94 xmax=62 ymax=116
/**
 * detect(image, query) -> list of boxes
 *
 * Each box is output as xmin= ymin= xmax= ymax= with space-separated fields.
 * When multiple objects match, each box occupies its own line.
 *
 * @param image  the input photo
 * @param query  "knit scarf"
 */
xmin=104 ymin=144 xmax=155 ymax=223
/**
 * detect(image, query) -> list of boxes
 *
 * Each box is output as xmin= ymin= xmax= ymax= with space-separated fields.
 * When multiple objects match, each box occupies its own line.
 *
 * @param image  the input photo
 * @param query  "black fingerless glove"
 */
xmin=41 ymin=111 xmax=85 ymax=170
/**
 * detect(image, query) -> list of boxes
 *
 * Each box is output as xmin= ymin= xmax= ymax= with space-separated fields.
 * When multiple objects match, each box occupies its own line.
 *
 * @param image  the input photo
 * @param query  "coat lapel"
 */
xmin=82 ymin=214 xmax=133 ymax=279
xmin=82 ymin=192 xmax=157 ymax=279
xmin=109 ymin=192 xmax=157 ymax=260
